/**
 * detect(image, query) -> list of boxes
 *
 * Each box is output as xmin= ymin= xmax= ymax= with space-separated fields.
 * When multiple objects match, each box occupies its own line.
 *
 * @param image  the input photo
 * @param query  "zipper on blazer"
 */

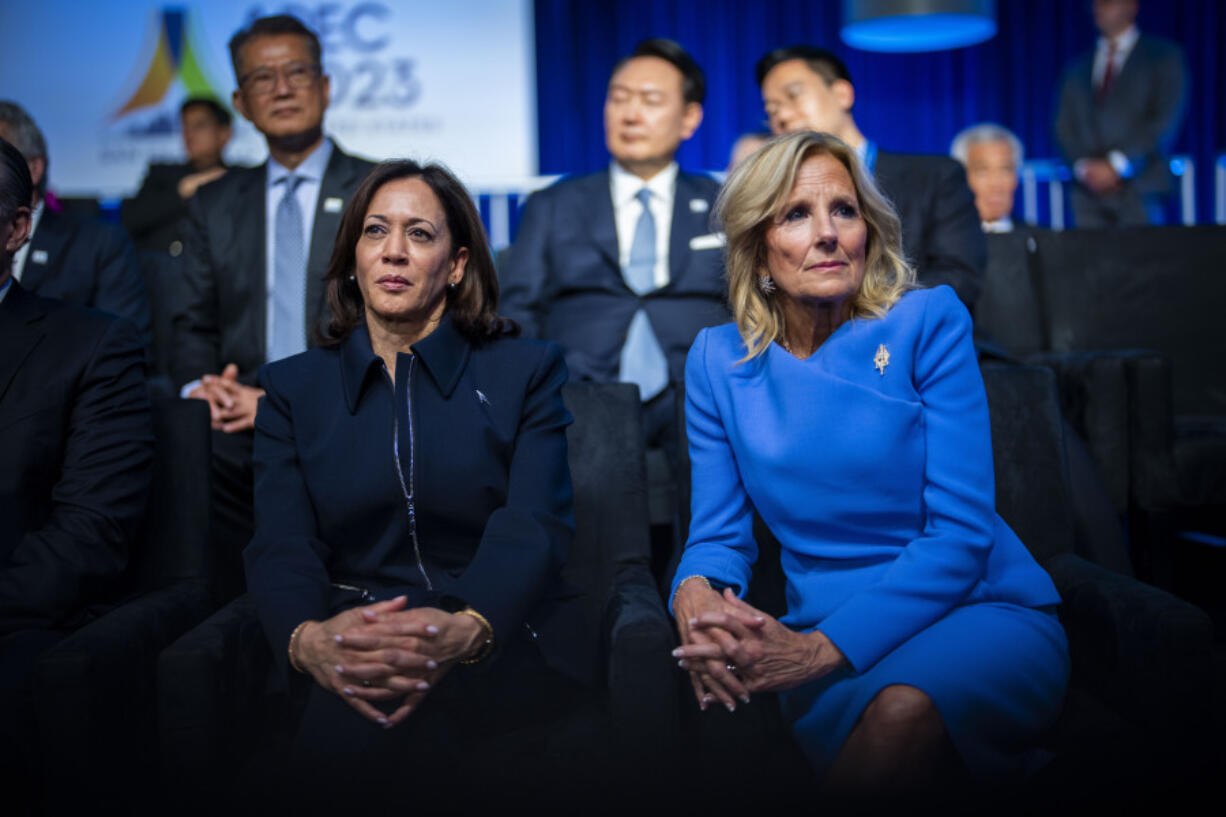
xmin=389 ymin=356 xmax=434 ymax=591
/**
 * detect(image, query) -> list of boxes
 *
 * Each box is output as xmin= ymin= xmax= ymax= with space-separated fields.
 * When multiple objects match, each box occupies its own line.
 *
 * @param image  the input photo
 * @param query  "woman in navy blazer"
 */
xmin=244 ymin=160 xmax=591 ymax=796
xmin=670 ymin=133 xmax=1068 ymax=793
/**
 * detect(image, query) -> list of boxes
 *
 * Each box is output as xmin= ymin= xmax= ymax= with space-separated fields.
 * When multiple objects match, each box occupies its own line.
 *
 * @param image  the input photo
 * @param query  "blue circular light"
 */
xmin=842 ymin=14 xmax=997 ymax=52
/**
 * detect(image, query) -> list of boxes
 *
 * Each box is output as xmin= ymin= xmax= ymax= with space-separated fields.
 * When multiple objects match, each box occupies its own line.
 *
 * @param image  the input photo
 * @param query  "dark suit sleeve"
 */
xmin=448 ymin=343 xmax=574 ymax=644
xmin=88 ymin=222 xmax=151 ymax=346
xmin=498 ymin=190 xmax=553 ymax=338
xmin=244 ymin=364 xmax=334 ymax=680
xmin=121 ymin=166 xmax=186 ymax=241
xmin=1054 ymin=67 xmax=1087 ymax=164
xmin=1114 ymin=46 xmax=1187 ymax=174
xmin=172 ymin=191 xmax=222 ymax=388
xmin=0 ymin=318 xmax=153 ymax=635
xmin=917 ymin=160 xmax=985 ymax=311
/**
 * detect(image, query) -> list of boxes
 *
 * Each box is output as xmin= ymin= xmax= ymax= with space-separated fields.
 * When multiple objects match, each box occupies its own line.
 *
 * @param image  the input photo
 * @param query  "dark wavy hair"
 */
xmin=316 ymin=160 xmax=515 ymax=346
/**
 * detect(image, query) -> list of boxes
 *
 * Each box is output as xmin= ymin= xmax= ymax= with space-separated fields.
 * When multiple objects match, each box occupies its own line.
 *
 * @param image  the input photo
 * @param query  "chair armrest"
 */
xmin=32 ymin=580 xmax=213 ymax=812
xmin=1044 ymin=552 xmax=1213 ymax=744
xmin=157 ymin=594 xmax=273 ymax=786
xmin=606 ymin=563 xmax=680 ymax=748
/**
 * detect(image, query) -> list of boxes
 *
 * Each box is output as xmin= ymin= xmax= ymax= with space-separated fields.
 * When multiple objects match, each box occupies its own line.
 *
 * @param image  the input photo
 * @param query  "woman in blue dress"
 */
xmin=670 ymin=131 xmax=1069 ymax=791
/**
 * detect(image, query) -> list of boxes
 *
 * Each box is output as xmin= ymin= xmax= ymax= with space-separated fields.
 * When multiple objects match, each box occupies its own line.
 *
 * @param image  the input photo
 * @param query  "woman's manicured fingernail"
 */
xmin=677 ymin=659 xmax=688 ymax=669
xmin=377 ymin=717 xmax=389 ymax=726
xmin=671 ymin=648 xmax=683 ymax=657
xmin=426 ymin=625 xmax=439 ymax=635
xmin=334 ymin=665 xmax=345 ymax=674
xmin=741 ymin=694 xmax=750 ymax=704
xmin=688 ymin=618 xmax=698 ymax=627
xmin=342 ymin=687 xmax=354 ymax=696
xmin=416 ymin=681 xmax=430 ymax=691
xmin=725 ymin=702 xmax=736 ymax=713
xmin=333 ymin=635 xmax=343 ymax=643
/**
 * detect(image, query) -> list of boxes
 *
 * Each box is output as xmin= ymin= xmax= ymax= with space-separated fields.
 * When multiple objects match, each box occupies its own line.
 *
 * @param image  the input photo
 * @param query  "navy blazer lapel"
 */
xmin=233 ymin=165 xmax=268 ymax=352
xmin=585 ymin=170 xmax=621 ymax=277
xmin=668 ymin=172 xmax=713 ymax=287
xmin=19 ymin=209 xmax=73 ymax=292
xmin=307 ymin=148 xmax=368 ymax=341
xmin=0 ymin=283 xmax=47 ymax=406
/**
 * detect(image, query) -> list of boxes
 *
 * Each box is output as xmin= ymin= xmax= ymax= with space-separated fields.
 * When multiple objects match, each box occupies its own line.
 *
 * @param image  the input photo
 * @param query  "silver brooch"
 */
xmin=874 ymin=344 xmax=890 ymax=375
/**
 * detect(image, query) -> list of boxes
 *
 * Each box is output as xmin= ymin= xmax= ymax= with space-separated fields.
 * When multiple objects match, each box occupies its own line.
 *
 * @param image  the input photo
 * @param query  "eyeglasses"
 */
xmin=239 ymin=62 xmax=321 ymax=96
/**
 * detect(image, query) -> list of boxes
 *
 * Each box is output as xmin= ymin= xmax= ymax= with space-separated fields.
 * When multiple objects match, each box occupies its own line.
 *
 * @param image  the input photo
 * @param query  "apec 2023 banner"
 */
xmin=0 ymin=1 xmax=537 ymax=198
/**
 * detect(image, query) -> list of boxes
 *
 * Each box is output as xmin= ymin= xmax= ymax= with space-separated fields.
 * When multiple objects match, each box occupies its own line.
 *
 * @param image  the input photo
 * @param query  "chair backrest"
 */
xmin=130 ymin=397 xmax=212 ymax=591
xmin=975 ymin=230 xmax=1047 ymax=358
xmin=1034 ymin=225 xmax=1226 ymax=417
xmin=561 ymin=382 xmax=653 ymax=631
xmin=981 ymin=363 xmax=1077 ymax=564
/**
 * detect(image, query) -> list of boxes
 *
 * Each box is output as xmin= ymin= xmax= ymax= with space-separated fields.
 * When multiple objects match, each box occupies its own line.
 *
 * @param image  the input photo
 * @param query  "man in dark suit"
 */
xmin=501 ymin=38 xmax=728 ymax=449
xmin=0 ymin=101 xmax=151 ymax=343
xmin=756 ymin=46 xmax=986 ymax=312
xmin=172 ymin=14 xmax=373 ymax=597
xmin=1054 ymin=0 xmax=1187 ymax=227
xmin=123 ymin=97 xmax=233 ymax=257
xmin=0 ymin=136 xmax=153 ymax=813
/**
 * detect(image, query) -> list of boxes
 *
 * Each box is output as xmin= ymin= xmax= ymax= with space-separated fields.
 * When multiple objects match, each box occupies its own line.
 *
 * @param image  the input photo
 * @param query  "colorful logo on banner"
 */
xmin=112 ymin=7 xmax=226 ymax=134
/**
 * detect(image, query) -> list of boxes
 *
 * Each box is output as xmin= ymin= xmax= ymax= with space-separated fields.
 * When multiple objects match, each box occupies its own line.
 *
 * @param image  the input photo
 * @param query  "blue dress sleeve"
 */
xmin=669 ymin=329 xmax=758 ymax=612
xmin=817 ymin=289 xmax=997 ymax=672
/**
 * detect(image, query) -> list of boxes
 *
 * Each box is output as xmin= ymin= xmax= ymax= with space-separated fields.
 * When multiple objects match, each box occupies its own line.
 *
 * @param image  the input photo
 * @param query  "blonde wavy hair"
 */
xmin=716 ymin=130 xmax=916 ymax=361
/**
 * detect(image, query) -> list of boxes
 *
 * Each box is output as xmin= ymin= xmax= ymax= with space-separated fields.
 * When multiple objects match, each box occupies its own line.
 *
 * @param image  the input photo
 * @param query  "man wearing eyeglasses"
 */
xmin=174 ymin=14 xmax=373 ymax=598
xmin=756 ymin=46 xmax=985 ymax=312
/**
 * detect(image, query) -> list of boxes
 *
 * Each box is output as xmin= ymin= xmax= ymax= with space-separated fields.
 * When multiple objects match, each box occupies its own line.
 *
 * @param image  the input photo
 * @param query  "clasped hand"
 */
xmin=294 ymin=596 xmax=485 ymax=728
xmin=672 ymin=585 xmax=847 ymax=713
xmin=186 ymin=362 xmax=264 ymax=433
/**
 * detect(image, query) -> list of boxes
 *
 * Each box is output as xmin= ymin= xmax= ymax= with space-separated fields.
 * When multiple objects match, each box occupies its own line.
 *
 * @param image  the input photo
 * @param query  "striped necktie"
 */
xmin=269 ymin=174 xmax=307 ymax=363
xmin=618 ymin=188 xmax=669 ymax=401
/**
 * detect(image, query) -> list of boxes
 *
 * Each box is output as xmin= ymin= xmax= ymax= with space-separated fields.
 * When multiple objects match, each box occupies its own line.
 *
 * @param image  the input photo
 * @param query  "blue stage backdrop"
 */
xmin=533 ymin=0 xmax=1225 ymax=225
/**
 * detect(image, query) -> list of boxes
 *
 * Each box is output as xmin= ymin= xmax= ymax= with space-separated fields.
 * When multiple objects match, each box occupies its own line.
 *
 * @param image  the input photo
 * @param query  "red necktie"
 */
xmin=1097 ymin=40 xmax=1118 ymax=104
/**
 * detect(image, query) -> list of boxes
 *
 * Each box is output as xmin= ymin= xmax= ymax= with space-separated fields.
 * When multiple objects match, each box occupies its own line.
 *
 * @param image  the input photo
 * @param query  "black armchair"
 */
xmin=156 ymin=382 xmax=678 ymax=807
xmin=32 ymin=397 xmax=214 ymax=814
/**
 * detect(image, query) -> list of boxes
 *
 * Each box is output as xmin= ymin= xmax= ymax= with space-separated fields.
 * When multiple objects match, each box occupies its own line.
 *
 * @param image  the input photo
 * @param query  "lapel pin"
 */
xmin=475 ymin=389 xmax=491 ymax=407
xmin=689 ymin=198 xmax=709 ymax=213
xmin=874 ymin=344 xmax=890 ymax=375
xmin=32 ymin=249 xmax=48 ymax=264
xmin=323 ymin=197 xmax=343 ymax=213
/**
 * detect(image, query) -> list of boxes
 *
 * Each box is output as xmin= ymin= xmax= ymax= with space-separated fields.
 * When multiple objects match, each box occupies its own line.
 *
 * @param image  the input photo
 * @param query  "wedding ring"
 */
xmin=725 ymin=663 xmax=738 ymax=674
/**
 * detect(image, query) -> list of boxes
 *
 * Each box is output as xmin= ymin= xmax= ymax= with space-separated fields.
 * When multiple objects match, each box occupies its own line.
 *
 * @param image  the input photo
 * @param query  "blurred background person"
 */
xmin=122 ymin=96 xmax=233 ymax=258
xmin=951 ymin=123 xmax=1024 ymax=233
xmin=172 ymin=14 xmax=374 ymax=600
xmin=0 ymin=101 xmax=149 ymax=343
xmin=0 ymin=135 xmax=153 ymax=816
xmin=727 ymin=131 xmax=770 ymax=172
xmin=1055 ymin=0 xmax=1187 ymax=227
xmin=756 ymin=45 xmax=985 ymax=312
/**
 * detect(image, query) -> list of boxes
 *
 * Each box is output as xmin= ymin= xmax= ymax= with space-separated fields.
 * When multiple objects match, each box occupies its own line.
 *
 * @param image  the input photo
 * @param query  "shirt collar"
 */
xmin=609 ymin=160 xmax=678 ymax=210
xmin=982 ymin=217 xmax=1014 ymax=233
xmin=1098 ymin=24 xmax=1139 ymax=55
xmin=341 ymin=312 xmax=472 ymax=413
xmin=267 ymin=137 xmax=334 ymax=187
xmin=0 ymin=276 xmax=12 ymax=304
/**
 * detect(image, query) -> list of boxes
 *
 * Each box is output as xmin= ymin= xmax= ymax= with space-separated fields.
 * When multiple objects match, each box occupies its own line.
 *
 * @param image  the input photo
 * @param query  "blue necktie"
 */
xmin=269 ymin=174 xmax=307 ymax=363
xmin=619 ymin=189 xmax=669 ymax=401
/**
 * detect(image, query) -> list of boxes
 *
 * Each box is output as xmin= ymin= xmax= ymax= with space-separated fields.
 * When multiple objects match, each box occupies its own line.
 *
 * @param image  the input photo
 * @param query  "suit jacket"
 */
xmin=0 ymin=282 xmax=154 ymax=635
xmin=1055 ymin=33 xmax=1187 ymax=196
xmin=18 ymin=207 xmax=151 ymax=344
xmin=122 ymin=161 xmax=222 ymax=255
xmin=245 ymin=317 xmax=594 ymax=686
xmin=172 ymin=143 xmax=375 ymax=388
xmin=499 ymin=168 xmax=729 ymax=386
xmin=874 ymin=150 xmax=986 ymax=312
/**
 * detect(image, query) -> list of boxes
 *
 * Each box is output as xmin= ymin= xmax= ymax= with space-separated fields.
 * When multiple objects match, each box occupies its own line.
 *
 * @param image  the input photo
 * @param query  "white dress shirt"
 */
xmin=11 ymin=199 xmax=44 ymax=282
xmin=265 ymin=138 xmax=333 ymax=354
xmin=610 ymin=160 xmax=676 ymax=290
xmin=982 ymin=217 xmax=1014 ymax=234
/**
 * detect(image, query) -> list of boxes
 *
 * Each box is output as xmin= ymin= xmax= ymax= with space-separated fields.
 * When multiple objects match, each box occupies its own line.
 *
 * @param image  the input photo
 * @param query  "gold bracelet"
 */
xmin=455 ymin=608 xmax=495 ymax=664
xmin=287 ymin=620 xmax=312 ymax=674
xmin=676 ymin=575 xmax=712 ymax=593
